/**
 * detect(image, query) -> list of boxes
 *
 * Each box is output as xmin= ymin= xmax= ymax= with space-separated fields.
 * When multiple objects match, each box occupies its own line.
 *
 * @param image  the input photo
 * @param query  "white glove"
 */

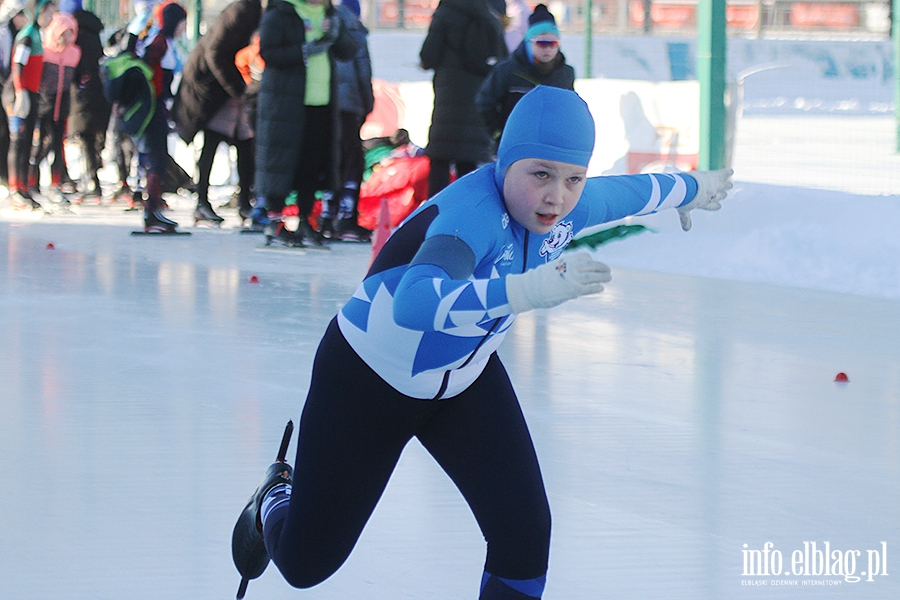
xmin=677 ymin=168 xmax=734 ymax=231
xmin=13 ymin=92 xmax=30 ymax=118
xmin=506 ymin=252 xmax=611 ymax=314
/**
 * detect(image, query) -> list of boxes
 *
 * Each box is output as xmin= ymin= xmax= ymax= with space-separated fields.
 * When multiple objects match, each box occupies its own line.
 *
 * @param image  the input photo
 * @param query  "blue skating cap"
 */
xmin=495 ymin=86 xmax=595 ymax=183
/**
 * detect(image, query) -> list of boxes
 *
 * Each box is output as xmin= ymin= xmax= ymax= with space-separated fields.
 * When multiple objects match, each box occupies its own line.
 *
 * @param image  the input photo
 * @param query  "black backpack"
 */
xmin=100 ymin=53 xmax=156 ymax=137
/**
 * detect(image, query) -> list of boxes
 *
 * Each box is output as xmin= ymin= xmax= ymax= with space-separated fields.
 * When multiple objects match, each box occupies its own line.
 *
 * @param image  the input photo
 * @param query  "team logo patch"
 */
xmin=539 ymin=221 xmax=574 ymax=261
xmin=494 ymin=243 xmax=514 ymax=265
xmin=501 ymin=213 xmax=510 ymax=229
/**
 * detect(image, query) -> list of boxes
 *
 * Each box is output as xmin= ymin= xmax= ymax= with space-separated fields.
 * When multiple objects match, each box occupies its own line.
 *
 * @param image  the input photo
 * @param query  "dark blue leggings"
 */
xmin=264 ymin=318 xmax=551 ymax=598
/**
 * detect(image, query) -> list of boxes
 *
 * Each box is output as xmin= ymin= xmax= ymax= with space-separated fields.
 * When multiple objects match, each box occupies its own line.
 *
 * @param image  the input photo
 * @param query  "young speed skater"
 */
xmin=232 ymin=86 xmax=733 ymax=599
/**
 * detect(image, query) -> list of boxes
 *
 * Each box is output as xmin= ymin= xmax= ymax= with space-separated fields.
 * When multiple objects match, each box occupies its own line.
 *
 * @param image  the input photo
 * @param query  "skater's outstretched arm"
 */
xmin=578 ymin=169 xmax=733 ymax=231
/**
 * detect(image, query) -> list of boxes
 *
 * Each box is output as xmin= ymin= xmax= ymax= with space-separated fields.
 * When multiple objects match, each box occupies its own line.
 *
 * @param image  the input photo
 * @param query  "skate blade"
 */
xmin=299 ymin=241 xmax=331 ymax=251
xmin=256 ymin=243 xmax=307 ymax=254
xmin=131 ymin=230 xmax=192 ymax=236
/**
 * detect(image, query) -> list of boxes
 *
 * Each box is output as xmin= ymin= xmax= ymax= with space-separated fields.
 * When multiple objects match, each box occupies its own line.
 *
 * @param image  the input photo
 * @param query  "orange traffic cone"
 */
xmin=370 ymin=196 xmax=392 ymax=266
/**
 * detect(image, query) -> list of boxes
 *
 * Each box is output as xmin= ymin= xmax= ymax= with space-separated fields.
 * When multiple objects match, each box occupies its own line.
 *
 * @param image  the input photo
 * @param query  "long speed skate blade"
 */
xmin=236 ymin=577 xmax=249 ymax=599
xmin=276 ymin=420 xmax=293 ymax=462
xmin=233 ymin=421 xmax=293 ymax=599
xmin=130 ymin=230 xmax=192 ymax=236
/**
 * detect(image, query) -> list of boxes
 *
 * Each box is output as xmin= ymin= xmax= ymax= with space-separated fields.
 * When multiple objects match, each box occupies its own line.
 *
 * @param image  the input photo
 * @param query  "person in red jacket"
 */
xmin=29 ymin=10 xmax=79 ymax=202
xmin=4 ymin=0 xmax=56 ymax=210
xmin=1 ymin=0 xmax=30 ymax=193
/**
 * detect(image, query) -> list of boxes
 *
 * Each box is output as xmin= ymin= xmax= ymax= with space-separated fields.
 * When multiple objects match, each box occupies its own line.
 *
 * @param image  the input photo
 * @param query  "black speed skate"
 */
xmin=143 ymin=209 xmax=179 ymax=233
xmin=193 ymin=201 xmax=225 ymax=226
xmin=232 ymin=420 xmax=294 ymax=599
xmin=262 ymin=221 xmax=304 ymax=248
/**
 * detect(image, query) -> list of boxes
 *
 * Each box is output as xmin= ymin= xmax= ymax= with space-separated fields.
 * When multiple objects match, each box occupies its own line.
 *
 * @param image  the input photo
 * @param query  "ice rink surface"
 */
xmin=2 ymin=191 xmax=898 ymax=599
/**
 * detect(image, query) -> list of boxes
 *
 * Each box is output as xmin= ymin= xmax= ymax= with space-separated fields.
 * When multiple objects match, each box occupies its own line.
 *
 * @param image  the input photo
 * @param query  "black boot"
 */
xmin=238 ymin=193 xmax=253 ymax=224
xmin=263 ymin=221 xmax=304 ymax=247
xmin=144 ymin=200 xmax=179 ymax=233
xmin=231 ymin=460 xmax=293 ymax=581
xmin=194 ymin=200 xmax=224 ymax=226
xmin=334 ymin=218 xmax=372 ymax=243
xmin=297 ymin=218 xmax=325 ymax=247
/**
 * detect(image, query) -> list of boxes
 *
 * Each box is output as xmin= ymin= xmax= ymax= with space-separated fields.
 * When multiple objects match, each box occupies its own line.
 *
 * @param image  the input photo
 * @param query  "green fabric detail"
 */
xmin=566 ymin=224 xmax=654 ymax=250
xmin=105 ymin=53 xmax=153 ymax=82
xmin=15 ymin=24 xmax=43 ymax=55
xmin=290 ymin=2 xmax=330 ymax=106
xmin=362 ymin=145 xmax=395 ymax=180
xmin=124 ymin=95 xmax=156 ymax=138
xmin=305 ymin=53 xmax=330 ymax=106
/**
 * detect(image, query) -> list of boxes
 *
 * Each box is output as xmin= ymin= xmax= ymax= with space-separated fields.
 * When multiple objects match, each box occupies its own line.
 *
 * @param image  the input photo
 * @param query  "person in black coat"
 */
xmin=59 ymin=0 xmax=110 ymax=201
xmin=172 ymin=0 xmax=261 ymax=224
xmin=419 ymin=0 xmax=506 ymax=198
xmin=252 ymin=0 xmax=357 ymax=246
xmin=475 ymin=4 xmax=574 ymax=148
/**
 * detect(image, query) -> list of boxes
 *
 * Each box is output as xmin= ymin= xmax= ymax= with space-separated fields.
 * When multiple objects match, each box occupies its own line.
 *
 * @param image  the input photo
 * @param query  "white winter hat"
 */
xmin=0 ymin=0 xmax=27 ymax=24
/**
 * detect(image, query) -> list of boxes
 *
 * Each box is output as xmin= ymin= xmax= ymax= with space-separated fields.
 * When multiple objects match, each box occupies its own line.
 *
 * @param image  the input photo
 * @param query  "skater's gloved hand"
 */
xmin=506 ymin=252 xmax=611 ymax=313
xmin=677 ymin=168 xmax=734 ymax=231
xmin=12 ymin=92 xmax=29 ymax=118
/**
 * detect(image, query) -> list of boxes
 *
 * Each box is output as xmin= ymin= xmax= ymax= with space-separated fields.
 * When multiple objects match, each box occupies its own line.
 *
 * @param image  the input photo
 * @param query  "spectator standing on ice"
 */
xmin=318 ymin=0 xmax=373 ymax=241
xmin=231 ymin=86 xmax=734 ymax=600
xmin=135 ymin=1 xmax=186 ymax=232
xmin=172 ymin=0 xmax=261 ymax=226
xmin=419 ymin=0 xmax=507 ymax=197
xmin=253 ymin=0 xmax=357 ymax=246
xmin=29 ymin=10 xmax=79 ymax=202
xmin=60 ymin=0 xmax=111 ymax=203
xmin=476 ymin=4 xmax=574 ymax=147
xmin=103 ymin=0 xmax=158 ymax=206
xmin=4 ymin=0 xmax=56 ymax=210
xmin=0 ymin=0 xmax=28 ymax=194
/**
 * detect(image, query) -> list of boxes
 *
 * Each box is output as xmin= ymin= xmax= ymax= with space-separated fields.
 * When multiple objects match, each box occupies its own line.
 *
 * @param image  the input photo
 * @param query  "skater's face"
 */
xmin=530 ymin=35 xmax=560 ymax=65
xmin=503 ymin=158 xmax=586 ymax=235
xmin=60 ymin=28 xmax=74 ymax=46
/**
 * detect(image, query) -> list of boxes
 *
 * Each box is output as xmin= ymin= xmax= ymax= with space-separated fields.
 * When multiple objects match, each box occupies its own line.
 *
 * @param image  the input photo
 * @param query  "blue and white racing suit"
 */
xmin=338 ymin=164 xmax=697 ymax=399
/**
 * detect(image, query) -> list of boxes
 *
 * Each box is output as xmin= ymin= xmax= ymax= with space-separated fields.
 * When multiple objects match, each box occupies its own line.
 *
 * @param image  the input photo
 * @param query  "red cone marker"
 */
xmin=46 ymin=243 xmax=55 ymax=250
xmin=248 ymin=275 xmax=260 ymax=284
xmin=834 ymin=372 xmax=849 ymax=382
